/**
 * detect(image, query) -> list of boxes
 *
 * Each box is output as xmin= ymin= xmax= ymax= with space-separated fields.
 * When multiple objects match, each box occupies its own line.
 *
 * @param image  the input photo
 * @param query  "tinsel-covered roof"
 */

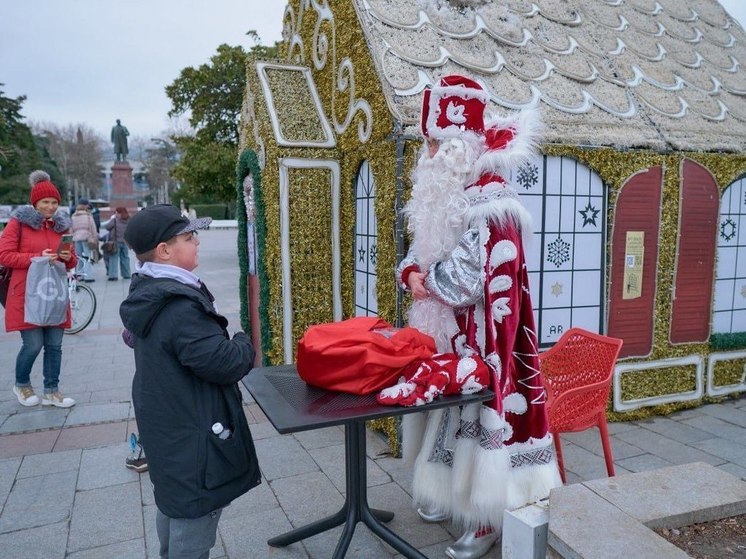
xmin=353 ymin=0 xmax=746 ymax=151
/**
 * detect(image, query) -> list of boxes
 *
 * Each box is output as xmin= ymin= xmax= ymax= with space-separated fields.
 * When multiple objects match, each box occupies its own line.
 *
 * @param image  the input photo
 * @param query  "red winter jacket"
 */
xmin=0 ymin=207 xmax=77 ymax=331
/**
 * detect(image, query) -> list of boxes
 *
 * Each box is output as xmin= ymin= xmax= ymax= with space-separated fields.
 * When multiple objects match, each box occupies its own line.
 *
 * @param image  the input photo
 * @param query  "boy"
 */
xmin=120 ymin=204 xmax=260 ymax=559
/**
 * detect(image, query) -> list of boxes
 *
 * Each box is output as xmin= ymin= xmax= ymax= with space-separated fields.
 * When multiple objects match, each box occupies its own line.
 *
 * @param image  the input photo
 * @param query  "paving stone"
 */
xmin=548 ymin=483 xmax=688 ymax=558
xmin=77 ymin=442 xmax=139 ymax=490
xmin=615 ymin=453 xmax=674 ymax=473
xmin=367 ymin=481 xmax=451 ymax=550
xmin=0 ymin=426 xmax=59 ymax=459
xmin=143 ymin=505 xmax=159 ymax=559
xmin=308 ymin=443 xmax=390 ymax=493
xmin=716 ymin=461 xmax=746 ymax=480
xmin=691 ymin=436 xmax=746 ymax=468
xmin=680 ymin=414 xmax=746 ymax=444
xmin=254 ymin=434 xmax=318 ymax=481
xmin=88 ymin=386 xmax=133 ymax=404
xmin=18 ymin=448 xmax=81 ymax=478
xmin=0 ymin=407 xmax=69 ymax=433
xmin=140 ymin=471 xmax=155 ymax=506
xmin=248 ymin=420 xmax=279 ymax=440
xmin=698 ymin=402 xmax=746 ymax=427
xmin=0 ymin=456 xmax=21 ymax=505
xmin=54 ymin=421 xmax=128 ymax=452
xmin=606 ymin=421 xmax=641 ymax=435
xmin=65 ymin=402 xmax=131 ymax=427
xmin=68 ymin=481 xmax=143 ymax=553
xmin=219 ymin=505 xmax=308 ymax=559
xmin=302 ymin=523 xmax=394 ymax=559
xmin=221 ymin=476 xmax=279 ymax=520
xmin=66 ymin=538 xmax=146 ymax=559
xmin=0 ymin=520 xmax=68 ymax=559
xmin=584 ymin=462 xmax=746 ymax=527
xmin=293 ymin=426 xmax=344 ymax=450
xmin=0 ymin=469 xmax=77 ymax=533
xmin=555 ymin=440 xmax=616 ymax=480
xmin=272 ymin=470 xmax=344 ymax=528
xmin=615 ymin=426 xmax=724 ymax=466
xmin=559 ymin=429 xmax=643 ymax=460
xmin=634 ymin=416 xmax=713 ymax=444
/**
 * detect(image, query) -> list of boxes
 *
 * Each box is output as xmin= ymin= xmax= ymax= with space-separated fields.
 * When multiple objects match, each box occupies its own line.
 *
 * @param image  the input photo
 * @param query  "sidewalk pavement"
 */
xmin=0 ymin=228 xmax=745 ymax=558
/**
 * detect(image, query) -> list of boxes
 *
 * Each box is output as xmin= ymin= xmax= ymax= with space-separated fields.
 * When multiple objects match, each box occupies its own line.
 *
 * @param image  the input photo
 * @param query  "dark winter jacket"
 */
xmin=0 ymin=206 xmax=76 ymax=331
xmin=119 ymin=274 xmax=260 ymax=518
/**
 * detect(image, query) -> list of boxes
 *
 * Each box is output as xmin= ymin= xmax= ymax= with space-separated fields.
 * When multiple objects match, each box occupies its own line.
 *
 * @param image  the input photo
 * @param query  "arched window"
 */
xmin=354 ymin=161 xmax=378 ymax=316
xmin=513 ymin=155 xmax=607 ymax=346
xmin=713 ymin=174 xmax=746 ymax=335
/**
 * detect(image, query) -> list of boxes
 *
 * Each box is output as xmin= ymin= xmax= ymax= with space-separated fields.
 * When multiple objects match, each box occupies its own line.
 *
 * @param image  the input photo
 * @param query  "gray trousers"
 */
xmin=156 ymin=507 xmax=222 ymax=559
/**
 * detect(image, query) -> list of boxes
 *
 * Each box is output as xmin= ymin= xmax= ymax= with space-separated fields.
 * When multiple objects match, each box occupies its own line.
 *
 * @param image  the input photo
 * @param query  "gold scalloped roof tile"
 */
xmin=355 ymin=0 xmax=746 ymax=151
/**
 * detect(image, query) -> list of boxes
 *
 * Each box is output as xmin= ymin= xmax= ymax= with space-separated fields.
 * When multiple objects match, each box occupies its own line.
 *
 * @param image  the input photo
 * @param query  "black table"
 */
xmin=242 ymin=364 xmax=494 ymax=559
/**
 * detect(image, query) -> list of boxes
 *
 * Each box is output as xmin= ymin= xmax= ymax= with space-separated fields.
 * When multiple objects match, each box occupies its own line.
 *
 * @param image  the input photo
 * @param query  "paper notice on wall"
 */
xmin=623 ymin=231 xmax=644 ymax=300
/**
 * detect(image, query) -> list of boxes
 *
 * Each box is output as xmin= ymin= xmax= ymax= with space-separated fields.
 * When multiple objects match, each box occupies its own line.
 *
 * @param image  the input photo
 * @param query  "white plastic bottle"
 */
xmin=211 ymin=422 xmax=231 ymax=440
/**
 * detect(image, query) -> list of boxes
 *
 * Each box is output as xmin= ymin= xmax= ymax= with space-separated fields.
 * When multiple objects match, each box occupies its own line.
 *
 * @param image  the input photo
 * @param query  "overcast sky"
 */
xmin=1 ymin=0 xmax=745 ymax=142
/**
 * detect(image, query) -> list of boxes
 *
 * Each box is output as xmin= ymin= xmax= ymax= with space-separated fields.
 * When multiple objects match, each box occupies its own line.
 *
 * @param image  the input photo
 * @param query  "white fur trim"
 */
xmin=503 ymin=392 xmax=528 ymax=415
xmin=468 ymin=195 xmax=533 ymax=247
xmin=469 ymin=107 xmax=543 ymax=183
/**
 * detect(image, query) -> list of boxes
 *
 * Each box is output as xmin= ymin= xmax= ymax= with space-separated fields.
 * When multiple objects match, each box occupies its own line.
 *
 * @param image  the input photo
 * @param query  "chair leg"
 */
xmin=598 ymin=418 xmax=615 ymax=478
xmin=552 ymin=431 xmax=566 ymax=484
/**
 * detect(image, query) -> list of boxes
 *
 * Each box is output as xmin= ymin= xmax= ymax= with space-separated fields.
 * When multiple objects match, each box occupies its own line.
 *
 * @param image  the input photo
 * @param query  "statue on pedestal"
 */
xmin=111 ymin=119 xmax=130 ymax=162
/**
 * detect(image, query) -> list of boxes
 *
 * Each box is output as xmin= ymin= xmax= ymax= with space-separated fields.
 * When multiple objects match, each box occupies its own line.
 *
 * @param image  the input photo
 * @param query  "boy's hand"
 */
xmin=408 ymin=271 xmax=429 ymax=300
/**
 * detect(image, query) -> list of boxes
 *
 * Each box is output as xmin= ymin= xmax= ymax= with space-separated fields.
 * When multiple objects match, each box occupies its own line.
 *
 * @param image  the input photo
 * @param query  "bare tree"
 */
xmin=31 ymin=121 xmax=105 ymax=202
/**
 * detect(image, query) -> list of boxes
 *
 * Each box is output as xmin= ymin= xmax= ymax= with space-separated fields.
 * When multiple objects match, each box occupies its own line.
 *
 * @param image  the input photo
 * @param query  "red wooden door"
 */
xmin=608 ymin=166 xmax=663 ymax=357
xmin=670 ymin=159 xmax=719 ymax=343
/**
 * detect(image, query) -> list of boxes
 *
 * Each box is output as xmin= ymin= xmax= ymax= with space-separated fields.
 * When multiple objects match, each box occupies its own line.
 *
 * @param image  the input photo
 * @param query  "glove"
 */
xmin=377 ymin=353 xmax=490 ymax=407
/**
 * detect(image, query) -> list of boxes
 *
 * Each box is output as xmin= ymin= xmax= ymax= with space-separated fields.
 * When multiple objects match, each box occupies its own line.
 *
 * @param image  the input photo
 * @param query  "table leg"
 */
xmin=268 ymin=421 xmax=424 ymax=558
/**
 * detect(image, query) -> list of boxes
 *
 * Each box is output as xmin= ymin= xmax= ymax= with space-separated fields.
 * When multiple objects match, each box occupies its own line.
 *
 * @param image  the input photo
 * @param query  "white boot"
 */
xmin=445 ymin=529 xmax=499 ymax=559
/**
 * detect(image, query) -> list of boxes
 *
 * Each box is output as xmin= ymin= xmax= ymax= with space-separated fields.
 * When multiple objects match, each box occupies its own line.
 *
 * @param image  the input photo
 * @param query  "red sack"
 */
xmin=296 ymin=317 xmax=436 ymax=395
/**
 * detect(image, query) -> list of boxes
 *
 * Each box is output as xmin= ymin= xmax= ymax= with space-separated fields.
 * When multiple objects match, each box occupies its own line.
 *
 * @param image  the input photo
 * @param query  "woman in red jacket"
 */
xmin=0 ymin=171 xmax=77 ymax=408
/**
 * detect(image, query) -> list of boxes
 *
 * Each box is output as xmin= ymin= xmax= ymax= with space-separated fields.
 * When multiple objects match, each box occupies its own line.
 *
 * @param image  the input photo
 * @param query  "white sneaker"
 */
xmin=41 ymin=391 xmax=76 ymax=408
xmin=13 ymin=385 xmax=40 ymax=407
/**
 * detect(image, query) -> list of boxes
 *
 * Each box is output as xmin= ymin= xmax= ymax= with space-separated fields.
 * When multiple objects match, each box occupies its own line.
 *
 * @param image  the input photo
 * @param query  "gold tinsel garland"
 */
xmin=543 ymin=145 xmax=746 ymax=420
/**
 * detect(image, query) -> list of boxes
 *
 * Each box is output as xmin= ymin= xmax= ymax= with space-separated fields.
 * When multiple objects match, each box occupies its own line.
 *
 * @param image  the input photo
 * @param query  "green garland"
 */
xmin=235 ymin=148 xmax=273 ymax=366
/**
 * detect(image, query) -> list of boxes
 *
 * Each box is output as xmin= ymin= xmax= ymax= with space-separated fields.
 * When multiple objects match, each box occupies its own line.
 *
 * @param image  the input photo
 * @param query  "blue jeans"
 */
xmin=108 ymin=242 xmax=131 ymax=279
xmin=16 ymin=327 xmax=64 ymax=392
xmin=156 ymin=507 xmax=222 ymax=559
xmin=74 ymin=240 xmax=92 ymax=277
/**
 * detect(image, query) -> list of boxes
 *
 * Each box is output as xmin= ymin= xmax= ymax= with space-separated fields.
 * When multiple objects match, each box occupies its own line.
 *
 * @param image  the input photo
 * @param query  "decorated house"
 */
xmin=237 ymin=0 xmax=746 ymax=432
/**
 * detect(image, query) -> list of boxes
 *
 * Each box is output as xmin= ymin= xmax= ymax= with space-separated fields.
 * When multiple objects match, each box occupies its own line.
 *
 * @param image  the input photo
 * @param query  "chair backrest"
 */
xmin=538 ymin=328 xmax=623 ymax=407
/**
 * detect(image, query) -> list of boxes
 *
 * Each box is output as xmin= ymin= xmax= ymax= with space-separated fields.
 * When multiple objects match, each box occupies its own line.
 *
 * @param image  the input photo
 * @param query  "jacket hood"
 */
xmin=12 ymin=205 xmax=72 ymax=233
xmin=120 ymin=275 xmax=218 ymax=338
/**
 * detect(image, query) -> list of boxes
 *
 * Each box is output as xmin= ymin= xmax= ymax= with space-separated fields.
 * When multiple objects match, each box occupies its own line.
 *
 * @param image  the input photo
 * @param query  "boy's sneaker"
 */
xmin=41 ymin=392 xmax=76 ymax=408
xmin=13 ymin=385 xmax=40 ymax=407
xmin=125 ymin=456 xmax=148 ymax=473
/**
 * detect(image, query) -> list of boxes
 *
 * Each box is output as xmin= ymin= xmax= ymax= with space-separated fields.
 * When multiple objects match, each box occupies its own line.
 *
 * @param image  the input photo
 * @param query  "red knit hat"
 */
xmin=29 ymin=170 xmax=61 ymax=206
xmin=421 ymin=75 xmax=490 ymax=139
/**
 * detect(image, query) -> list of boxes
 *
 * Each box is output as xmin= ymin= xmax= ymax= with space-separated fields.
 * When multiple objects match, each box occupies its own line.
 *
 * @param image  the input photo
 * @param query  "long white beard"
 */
xmin=405 ymin=137 xmax=480 ymax=267
xmin=404 ymin=136 xmax=481 ymax=352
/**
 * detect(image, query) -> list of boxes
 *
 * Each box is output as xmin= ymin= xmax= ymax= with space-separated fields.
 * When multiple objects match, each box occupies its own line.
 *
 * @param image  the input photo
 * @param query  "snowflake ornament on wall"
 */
xmin=369 ymin=244 xmax=377 ymax=265
xmin=547 ymin=236 xmax=571 ymax=267
xmin=721 ymin=218 xmax=737 ymax=242
xmin=516 ymin=163 xmax=539 ymax=190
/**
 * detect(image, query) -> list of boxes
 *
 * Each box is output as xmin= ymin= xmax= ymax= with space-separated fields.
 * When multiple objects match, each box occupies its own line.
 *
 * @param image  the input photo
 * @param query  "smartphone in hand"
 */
xmin=57 ymin=234 xmax=73 ymax=255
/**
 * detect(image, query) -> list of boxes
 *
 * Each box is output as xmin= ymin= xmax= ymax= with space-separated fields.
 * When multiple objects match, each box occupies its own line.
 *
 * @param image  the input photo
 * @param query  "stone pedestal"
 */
xmin=109 ymin=161 xmax=138 ymax=213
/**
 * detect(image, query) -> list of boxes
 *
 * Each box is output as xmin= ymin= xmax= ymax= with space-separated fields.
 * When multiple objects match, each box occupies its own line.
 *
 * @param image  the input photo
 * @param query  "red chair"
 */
xmin=538 ymin=328 xmax=623 ymax=483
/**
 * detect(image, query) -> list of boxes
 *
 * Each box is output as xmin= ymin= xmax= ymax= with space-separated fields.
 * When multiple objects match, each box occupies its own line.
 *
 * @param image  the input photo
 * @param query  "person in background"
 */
xmin=119 ymin=204 xmax=260 ymax=559
xmin=71 ymin=203 xmax=97 ymax=282
xmin=0 ymin=171 xmax=77 ymax=408
xmin=104 ymin=206 xmax=131 ymax=281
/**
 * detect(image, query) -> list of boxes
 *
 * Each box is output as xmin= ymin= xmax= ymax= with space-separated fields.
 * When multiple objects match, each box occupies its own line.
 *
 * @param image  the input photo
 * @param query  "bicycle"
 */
xmin=65 ymin=272 xmax=96 ymax=334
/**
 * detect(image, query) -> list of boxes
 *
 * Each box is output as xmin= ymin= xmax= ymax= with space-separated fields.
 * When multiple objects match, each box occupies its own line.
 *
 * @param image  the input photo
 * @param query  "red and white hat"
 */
xmin=421 ymin=75 xmax=490 ymax=139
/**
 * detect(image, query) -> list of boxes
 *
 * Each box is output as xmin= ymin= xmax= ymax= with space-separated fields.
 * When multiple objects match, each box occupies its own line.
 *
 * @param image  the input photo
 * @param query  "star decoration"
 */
xmin=579 ymin=202 xmax=600 ymax=227
xmin=358 ymin=246 xmax=366 ymax=263
xmin=551 ymin=282 xmax=563 ymax=297
xmin=369 ymin=244 xmax=377 ymax=265
xmin=721 ymin=218 xmax=737 ymax=242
